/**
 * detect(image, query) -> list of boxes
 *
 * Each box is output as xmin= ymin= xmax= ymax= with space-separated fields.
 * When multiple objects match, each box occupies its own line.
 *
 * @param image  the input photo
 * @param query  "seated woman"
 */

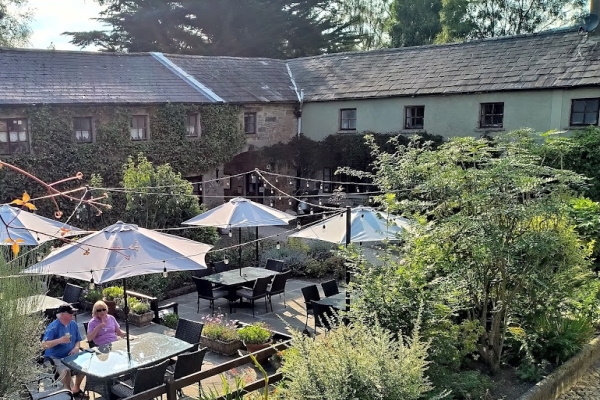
xmin=87 ymin=301 xmax=125 ymax=345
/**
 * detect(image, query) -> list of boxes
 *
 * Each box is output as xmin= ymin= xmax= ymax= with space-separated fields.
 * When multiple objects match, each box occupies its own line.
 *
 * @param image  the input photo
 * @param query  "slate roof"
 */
xmin=0 ymin=49 xmax=213 ymax=105
xmin=286 ymin=28 xmax=600 ymax=102
xmin=164 ymin=54 xmax=298 ymax=103
xmin=1 ymin=28 xmax=599 ymax=105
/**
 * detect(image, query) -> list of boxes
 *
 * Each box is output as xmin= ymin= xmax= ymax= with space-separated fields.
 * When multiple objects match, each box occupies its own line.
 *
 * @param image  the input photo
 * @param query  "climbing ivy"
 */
xmin=0 ymin=103 xmax=244 ymax=223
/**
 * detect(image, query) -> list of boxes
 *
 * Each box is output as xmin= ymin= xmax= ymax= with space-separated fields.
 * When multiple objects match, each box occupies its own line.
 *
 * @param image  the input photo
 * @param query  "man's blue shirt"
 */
xmin=43 ymin=319 xmax=81 ymax=359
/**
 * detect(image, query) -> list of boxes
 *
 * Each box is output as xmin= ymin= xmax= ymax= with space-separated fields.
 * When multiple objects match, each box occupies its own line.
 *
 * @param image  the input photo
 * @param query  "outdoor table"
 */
xmin=202 ymin=267 xmax=278 ymax=310
xmin=61 ymin=332 xmax=193 ymax=398
xmin=313 ymin=292 xmax=348 ymax=311
xmin=19 ymin=294 xmax=66 ymax=315
xmin=201 ymin=266 xmax=277 ymax=287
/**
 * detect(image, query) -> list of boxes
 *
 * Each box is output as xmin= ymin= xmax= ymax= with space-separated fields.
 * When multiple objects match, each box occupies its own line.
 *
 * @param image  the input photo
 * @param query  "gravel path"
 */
xmin=557 ymin=360 xmax=600 ymax=399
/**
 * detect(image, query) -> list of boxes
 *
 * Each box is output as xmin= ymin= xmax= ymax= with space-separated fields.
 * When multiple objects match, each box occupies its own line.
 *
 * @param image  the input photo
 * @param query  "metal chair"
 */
xmin=61 ymin=283 xmax=83 ymax=309
xmin=174 ymin=318 xmax=204 ymax=352
xmin=235 ymin=276 xmax=272 ymax=317
xmin=265 ymin=258 xmax=285 ymax=272
xmin=312 ymin=301 xmax=336 ymax=332
xmin=191 ymin=276 xmax=232 ymax=314
xmin=266 ymin=270 xmax=291 ymax=312
xmin=321 ymin=280 xmax=339 ymax=297
xmin=110 ymin=359 xmax=170 ymax=399
xmin=301 ymin=285 xmax=321 ymax=329
xmin=166 ymin=348 xmax=207 ymax=397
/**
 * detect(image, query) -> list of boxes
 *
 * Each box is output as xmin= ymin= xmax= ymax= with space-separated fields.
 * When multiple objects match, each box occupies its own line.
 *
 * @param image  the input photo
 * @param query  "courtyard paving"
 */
xmin=556 ymin=360 xmax=600 ymax=400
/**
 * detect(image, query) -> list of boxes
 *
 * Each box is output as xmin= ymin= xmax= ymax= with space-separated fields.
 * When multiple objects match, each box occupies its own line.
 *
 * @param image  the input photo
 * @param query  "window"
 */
xmin=244 ymin=112 xmax=256 ymax=134
xmin=130 ymin=115 xmax=148 ymax=140
xmin=0 ymin=118 xmax=29 ymax=155
xmin=479 ymin=102 xmax=504 ymax=128
xmin=339 ymin=109 xmax=357 ymax=131
xmin=73 ymin=117 xmax=92 ymax=143
xmin=186 ymin=113 xmax=200 ymax=137
xmin=570 ymin=98 xmax=599 ymax=126
xmin=405 ymin=106 xmax=424 ymax=129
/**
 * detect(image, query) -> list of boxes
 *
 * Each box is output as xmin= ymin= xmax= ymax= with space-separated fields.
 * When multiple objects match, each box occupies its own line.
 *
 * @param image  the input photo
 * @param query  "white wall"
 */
xmin=300 ymin=88 xmax=600 ymax=141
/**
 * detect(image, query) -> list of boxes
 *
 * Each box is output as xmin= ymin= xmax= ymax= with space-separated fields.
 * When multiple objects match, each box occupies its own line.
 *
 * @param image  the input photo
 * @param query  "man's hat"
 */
xmin=56 ymin=304 xmax=77 ymax=314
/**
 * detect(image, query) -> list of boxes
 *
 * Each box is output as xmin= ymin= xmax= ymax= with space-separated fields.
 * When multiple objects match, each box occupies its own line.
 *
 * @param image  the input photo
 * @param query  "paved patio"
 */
xmin=74 ymin=277 xmax=325 ymax=398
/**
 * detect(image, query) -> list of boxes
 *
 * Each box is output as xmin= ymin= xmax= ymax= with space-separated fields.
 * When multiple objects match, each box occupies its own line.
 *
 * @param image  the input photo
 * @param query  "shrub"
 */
xmin=238 ymin=323 xmax=271 ymax=344
xmin=162 ymin=313 xmax=179 ymax=329
xmin=426 ymin=368 xmax=491 ymax=400
xmin=102 ymin=286 xmax=124 ymax=301
xmin=83 ymin=289 xmax=103 ymax=302
xmin=131 ymin=301 xmax=151 ymax=315
xmin=277 ymin=319 xmax=432 ymax=400
xmin=201 ymin=313 xmax=239 ymax=342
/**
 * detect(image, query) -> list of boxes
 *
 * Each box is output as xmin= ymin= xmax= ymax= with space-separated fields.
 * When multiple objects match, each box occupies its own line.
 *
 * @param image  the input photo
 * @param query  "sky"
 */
xmin=26 ymin=0 xmax=106 ymax=51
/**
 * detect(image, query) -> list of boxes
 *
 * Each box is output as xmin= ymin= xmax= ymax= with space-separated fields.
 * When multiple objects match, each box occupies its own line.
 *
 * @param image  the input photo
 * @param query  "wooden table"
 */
xmin=62 ymin=332 xmax=193 ymax=397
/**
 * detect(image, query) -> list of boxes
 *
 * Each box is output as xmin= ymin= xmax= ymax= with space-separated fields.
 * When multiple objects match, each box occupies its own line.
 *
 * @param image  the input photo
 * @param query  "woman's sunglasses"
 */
xmin=95 ymin=308 xmax=107 ymax=312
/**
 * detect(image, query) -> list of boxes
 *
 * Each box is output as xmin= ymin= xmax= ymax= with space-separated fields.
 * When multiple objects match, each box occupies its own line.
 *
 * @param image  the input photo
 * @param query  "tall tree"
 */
xmin=437 ymin=0 xmax=587 ymax=42
xmin=333 ymin=0 xmax=394 ymax=49
xmin=66 ymin=0 xmax=360 ymax=57
xmin=389 ymin=0 xmax=442 ymax=47
xmin=0 ymin=0 xmax=31 ymax=47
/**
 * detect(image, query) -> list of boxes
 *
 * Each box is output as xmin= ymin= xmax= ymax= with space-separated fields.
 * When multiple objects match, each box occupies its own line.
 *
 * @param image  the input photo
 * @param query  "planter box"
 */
xmin=128 ymin=311 xmax=154 ymax=327
xmin=201 ymin=335 xmax=242 ymax=356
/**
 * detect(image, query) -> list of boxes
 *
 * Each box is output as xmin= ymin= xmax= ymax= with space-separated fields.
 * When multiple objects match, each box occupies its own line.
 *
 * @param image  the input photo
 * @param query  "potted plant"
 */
xmin=81 ymin=289 xmax=103 ymax=311
xmin=238 ymin=322 xmax=273 ymax=356
xmin=200 ymin=313 xmax=242 ymax=356
xmin=162 ymin=313 xmax=179 ymax=329
xmin=128 ymin=300 xmax=154 ymax=327
xmin=102 ymin=286 xmax=124 ymax=316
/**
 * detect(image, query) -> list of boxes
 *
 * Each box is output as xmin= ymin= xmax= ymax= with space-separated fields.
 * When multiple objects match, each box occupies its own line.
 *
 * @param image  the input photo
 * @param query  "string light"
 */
xmin=162 ymin=265 xmax=168 ymax=278
xmin=224 ymin=257 xmax=229 ymax=264
xmin=318 ymin=199 xmax=322 ymax=206
xmin=320 ymin=183 xmax=323 ymax=190
xmin=310 ymin=208 xmax=314 ymax=215
xmin=276 ymin=241 xmax=281 ymax=249
xmin=297 ymin=221 xmax=301 ymax=229
xmin=228 ymin=230 xmax=232 ymax=237
xmin=288 ymin=199 xmax=292 ymax=206
xmin=270 ymin=200 xmax=274 ymax=207
xmin=306 ymin=181 xmax=309 ymax=187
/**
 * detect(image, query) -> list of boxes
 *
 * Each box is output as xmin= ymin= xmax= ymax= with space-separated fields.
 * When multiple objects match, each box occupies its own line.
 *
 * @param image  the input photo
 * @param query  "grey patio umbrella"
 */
xmin=22 ymin=221 xmax=212 ymax=354
xmin=182 ymin=197 xmax=295 ymax=273
xmin=0 ymin=204 xmax=88 ymax=246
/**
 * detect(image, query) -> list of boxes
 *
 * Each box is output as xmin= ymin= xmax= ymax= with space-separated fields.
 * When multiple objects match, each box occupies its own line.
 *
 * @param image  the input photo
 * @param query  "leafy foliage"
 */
xmin=66 ymin=0 xmax=360 ymax=57
xmin=201 ymin=313 xmax=240 ymax=342
xmin=0 ymin=0 xmax=31 ymax=47
xmin=237 ymin=322 xmax=271 ymax=344
xmin=0 ymin=254 xmax=47 ymax=398
xmin=277 ymin=319 xmax=433 ymax=400
xmin=346 ymin=131 xmax=594 ymax=374
xmin=390 ymin=0 xmax=442 ymax=47
xmin=162 ymin=312 xmax=179 ymax=329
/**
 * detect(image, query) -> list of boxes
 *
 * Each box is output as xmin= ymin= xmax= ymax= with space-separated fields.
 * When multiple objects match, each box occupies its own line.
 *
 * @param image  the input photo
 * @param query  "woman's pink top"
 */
xmin=87 ymin=314 xmax=121 ymax=345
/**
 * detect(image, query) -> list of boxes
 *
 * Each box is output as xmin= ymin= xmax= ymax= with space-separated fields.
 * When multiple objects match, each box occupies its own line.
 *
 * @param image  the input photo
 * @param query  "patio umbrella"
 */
xmin=290 ymin=206 xmax=411 ymax=312
xmin=289 ymin=206 xmax=410 ymax=244
xmin=0 ymin=204 xmax=88 ymax=245
xmin=182 ymin=197 xmax=295 ymax=272
xmin=22 ymin=221 xmax=213 ymax=354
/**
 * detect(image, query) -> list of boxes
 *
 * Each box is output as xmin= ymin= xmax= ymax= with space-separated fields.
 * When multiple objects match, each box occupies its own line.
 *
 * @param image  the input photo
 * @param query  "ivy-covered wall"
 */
xmin=0 ymin=103 xmax=245 ymax=217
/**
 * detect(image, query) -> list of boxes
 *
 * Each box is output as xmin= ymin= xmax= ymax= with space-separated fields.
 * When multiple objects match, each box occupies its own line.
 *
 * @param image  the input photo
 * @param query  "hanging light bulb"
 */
xmin=162 ymin=266 xmax=168 ymax=278
xmin=270 ymin=200 xmax=274 ymax=207
xmin=297 ymin=221 xmax=301 ymax=229
xmin=310 ymin=208 xmax=314 ymax=215
xmin=369 ymin=197 xmax=373 ymax=203
xmin=89 ymin=270 xmax=95 ymax=290
xmin=318 ymin=199 xmax=322 ymax=206
xmin=320 ymin=183 xmax=323 ymax=190
xmin=275 ymin=176 xmax=279 ymax=183
xmin=228 ymin=230 xmax=233 ymax=237
xmin=289 ymin=179 xmax=293 ymax=186
xmin=279 ymin=195 xmax=282 ymax=201
xmin=288 ymin=199 xmax=292 ymax=206
xmin=322 ymin=213 xmax=326 ymax=220
xmin=356 ymin=186 xmax=360 ymax=193
xmin=306 ymin=181 xmax=310 ymax=188
xmin=276 ymin=241 xmax=281 ymax=250
xmin=224 ymin=257 xmax=229 ymax=264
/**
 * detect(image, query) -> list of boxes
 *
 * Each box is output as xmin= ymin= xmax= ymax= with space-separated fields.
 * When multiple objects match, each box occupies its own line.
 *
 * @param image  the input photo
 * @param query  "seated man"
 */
xmin=41 ymin=304 xmax=85 ymax=396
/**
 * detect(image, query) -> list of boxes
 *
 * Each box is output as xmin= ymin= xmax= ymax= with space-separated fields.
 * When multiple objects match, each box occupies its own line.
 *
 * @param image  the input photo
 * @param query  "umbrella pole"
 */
xmin=345 ymin=206 xmax=351 ymax=312
xmin=255 ymin=226 xmax=259 ymax=267
xmin=122 ymin=278 xmax=131 ymax=357
xmin=239 ymin=228 xmax=243 ymax=275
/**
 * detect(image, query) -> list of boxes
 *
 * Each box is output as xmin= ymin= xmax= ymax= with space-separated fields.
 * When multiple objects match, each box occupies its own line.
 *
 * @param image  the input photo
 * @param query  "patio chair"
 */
xmin=174 ymin=318 xmax=204 ymax=352
xmin=192 ymin=264 xmax=214 ymax=278
xmin=212 ymin=260 xmax=233 ymax=274
xmin=265 ymin=258 xmax=285 ymax=272
xmin=235 ymin=276 xmax=272 ymax=317
xmin=82 ymin=322 xmax=96 ymax=349
xmin=301 ymin=285 xmax=321 ymax=329
xmin=266 ymin=270 xmax=291 ymax=312
xmin=24 ymin=387 xmax=74 ymax=400
xmin=312 ymin=302 xmax=337 ymax=332
xmin=166 ymin=347 xmax=207 ymax=397
xmin=321 ymin=280 xmax=339 ymax=297
xmin=60 ymin=283 xmax=83 ymax=309
xmin=191 ymin=276 xmax=233 ymax=314
xmin=110 ymin=359 xmax=169 ymax=399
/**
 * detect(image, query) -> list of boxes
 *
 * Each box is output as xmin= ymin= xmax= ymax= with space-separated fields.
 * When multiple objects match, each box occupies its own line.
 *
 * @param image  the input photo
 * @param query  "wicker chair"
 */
xmin=174 ymin=318 xmax=204 ymax=352
xmin=265 ymin=258 xmax=285 ymax=272
xmin=266 ymin=270 xmax=291 ymax=312
xmin=235 ymin=276 xmax=272 ymax=317
xmin=110 ymin=359 xmax=169 ymax=399
xmin=321 ymin=280 xmax=339 ymax=297
xmin=191 ymin=276 xmax=233 ymax=314
xmin=301 ymin=285 xmax=321 ymax=329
